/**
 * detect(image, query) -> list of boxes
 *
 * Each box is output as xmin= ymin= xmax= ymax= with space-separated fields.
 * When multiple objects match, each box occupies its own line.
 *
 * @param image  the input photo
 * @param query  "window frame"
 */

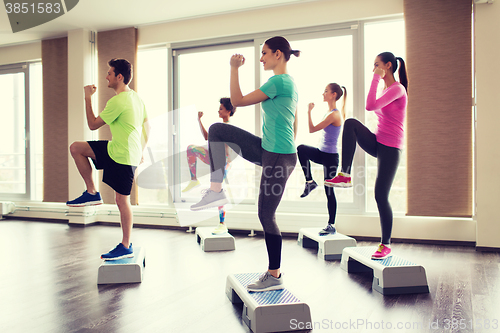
xmin=137 ymin=17 xmax=410 ymax=216
xmin=0 ymin=62 xmax=33 ymax=201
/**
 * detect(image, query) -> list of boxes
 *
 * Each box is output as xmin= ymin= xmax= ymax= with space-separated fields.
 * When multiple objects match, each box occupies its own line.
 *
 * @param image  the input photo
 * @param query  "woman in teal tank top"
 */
xmin=191 ymin=36 xmax=300 ymax=292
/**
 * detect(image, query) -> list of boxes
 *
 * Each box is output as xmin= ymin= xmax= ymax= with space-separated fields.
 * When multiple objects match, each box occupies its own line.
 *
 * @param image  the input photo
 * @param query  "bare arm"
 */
xmin=142 ymin=117 xmax=150 ymax=150
xmin=294 ymin=109 xmax=298 ymax=140
xmin=230 ymin=54 xmax=268 ymax=107
xmin=137 ymin=117 xmax=151 ymax=165
xmin=307 ymin=103 xmax=340 ymax=133
xmin=84 ymin=85 xmax=106 ymax=130
xmin=197 ymin=112 xmax=208 ymax=141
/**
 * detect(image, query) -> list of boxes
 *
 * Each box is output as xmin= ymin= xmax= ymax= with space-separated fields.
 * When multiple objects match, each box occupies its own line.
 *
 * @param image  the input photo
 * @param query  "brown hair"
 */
xmin=264 ymin=36 xmax=300 ymax=62
xmin=327 ymin=83 xmax=347 ymax=120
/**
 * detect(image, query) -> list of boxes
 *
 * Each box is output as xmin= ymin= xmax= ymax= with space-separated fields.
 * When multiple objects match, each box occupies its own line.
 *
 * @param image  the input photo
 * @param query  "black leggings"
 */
xmin=208 ymin=123 xmax=297 ymax=270
xmin=341 ymin=118 xmax=401 ymax=244
xmin=297 ymin=144 xmax=339 ymax=225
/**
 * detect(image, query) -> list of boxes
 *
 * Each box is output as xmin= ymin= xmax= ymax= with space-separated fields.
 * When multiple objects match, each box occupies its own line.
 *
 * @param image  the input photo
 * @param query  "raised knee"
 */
xmin=69 ymin=142 xmax=81 ymax=156
xmin=296 ymin=144 xmax=306 ymax=154
xmin=208 ymin=122 xmax=224 ymax=139
xmin=344 ymin=118 xmax=356 ymax=128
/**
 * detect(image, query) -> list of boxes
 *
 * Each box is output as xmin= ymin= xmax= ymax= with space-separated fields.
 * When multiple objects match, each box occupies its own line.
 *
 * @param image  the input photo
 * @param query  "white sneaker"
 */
xmin=212 ymin=223 xmax=228 ymax=235
xmin=190 ymin=189 xmax=228 ymax=211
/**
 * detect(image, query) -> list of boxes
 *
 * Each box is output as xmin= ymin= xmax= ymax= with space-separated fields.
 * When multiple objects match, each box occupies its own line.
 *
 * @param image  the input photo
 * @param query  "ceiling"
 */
xmin=0 ymin=0 xmax=313 ymax=47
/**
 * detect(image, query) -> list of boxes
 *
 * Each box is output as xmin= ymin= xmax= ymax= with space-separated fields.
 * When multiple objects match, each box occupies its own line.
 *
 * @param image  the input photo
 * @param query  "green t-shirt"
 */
xmin=259 ymin=74 xmax=298 ymax=154
xmin=99 ymin=90 xmax=147 ymax=166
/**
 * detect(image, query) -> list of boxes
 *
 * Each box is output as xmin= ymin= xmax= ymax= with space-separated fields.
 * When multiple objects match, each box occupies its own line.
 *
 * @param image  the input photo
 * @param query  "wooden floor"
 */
xmin=0 ymin=220 xmax=499 ymax=333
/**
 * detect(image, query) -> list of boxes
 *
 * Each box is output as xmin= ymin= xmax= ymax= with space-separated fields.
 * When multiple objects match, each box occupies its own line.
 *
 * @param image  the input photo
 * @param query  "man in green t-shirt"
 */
xmin=67 ymin=58 xmax=149 ymax=261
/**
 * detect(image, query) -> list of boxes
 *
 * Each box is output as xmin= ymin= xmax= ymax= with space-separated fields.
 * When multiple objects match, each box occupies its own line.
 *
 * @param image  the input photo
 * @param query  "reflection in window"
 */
xmin=177 ymin=45 xmax=255 ymax=203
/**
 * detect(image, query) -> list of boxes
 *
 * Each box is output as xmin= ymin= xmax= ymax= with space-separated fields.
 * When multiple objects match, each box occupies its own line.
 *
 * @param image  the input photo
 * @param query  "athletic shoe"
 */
xmin=101 ymin=243 xmax=134 ymax=260
xmin=66 ymin=191 xmax=103 ymax=207
xmin=325 ymin=172 xmax=352 ymax=188
xmin=190 ymin=189 xmax=228 ymax=211
xmin=182 ymin=179 xmax=201 ymax=193
xmin=371 ymin=244 xmax=392 ymax=260
xmin=247 ymin=271 xmax=284 ymax=292
xmin=212 ymin=223 xmax=228 ymax=235
xmin=300 ymin=180 xmax=318 ymax=198
xmin=319 ymin=224 xmax=336 ymax=236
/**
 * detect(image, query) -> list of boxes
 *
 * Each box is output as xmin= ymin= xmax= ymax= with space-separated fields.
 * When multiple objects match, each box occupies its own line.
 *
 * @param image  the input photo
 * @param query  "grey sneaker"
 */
xmin=319 ymin=224 xmax=336 ymax=236
xmin=190 ymin=189 xmax=228 ymax=211
xmin=247 ymin=271 xmax=284 ymax=292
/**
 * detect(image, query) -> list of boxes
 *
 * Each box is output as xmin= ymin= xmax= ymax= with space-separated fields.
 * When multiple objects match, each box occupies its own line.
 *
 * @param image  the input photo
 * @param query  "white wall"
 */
xmin=0 ymin=42 xmax=41 ymax=65
xmin=475 ymin=2 xmax=500 ymax=248
xmin=138 ymin=0 xmax=403 ymax=46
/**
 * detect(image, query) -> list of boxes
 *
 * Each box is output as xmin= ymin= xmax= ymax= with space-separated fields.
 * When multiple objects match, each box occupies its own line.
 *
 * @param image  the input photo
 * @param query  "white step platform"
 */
xmin=297 ymin=228 xmax=357 ymax=260
xmin=97 ymin=247 xmax=145 ymax=284
xmin=196 ymin=226 xmax=235 ymax=252
xmin=340 ymin=246 xmax=429 ymax=295
xmin=226 ymin=273 xmax=311 ymax=333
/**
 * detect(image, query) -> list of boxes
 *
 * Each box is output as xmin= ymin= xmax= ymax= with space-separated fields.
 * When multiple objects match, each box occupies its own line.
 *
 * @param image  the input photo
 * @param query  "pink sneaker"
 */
xmin=325 ymin=172 xmax=352 ymax=188
xmin=371 ymin=244 xmax=392 ymax=260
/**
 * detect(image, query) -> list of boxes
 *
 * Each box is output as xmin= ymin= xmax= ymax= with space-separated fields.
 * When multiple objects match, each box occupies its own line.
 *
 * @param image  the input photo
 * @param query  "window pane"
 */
xmin=177 ymin=45 xmax=255 ymax=203
xmin=261 ymin=34 xmax=355 ymax=209
xmin=364 ymin=20 xmax=406 ymax=213
xmin=30 ymin=62 xmax=43 ymax=201
xmin=136 ymin=48 xmax=170 ymax=204
xmin=0 ymin=72 xmax=26 ymax=194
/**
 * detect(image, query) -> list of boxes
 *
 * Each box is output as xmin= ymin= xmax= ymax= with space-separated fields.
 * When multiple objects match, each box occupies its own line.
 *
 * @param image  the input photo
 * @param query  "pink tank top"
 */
xmin=366 ymin=74 xmax=407 ymax=149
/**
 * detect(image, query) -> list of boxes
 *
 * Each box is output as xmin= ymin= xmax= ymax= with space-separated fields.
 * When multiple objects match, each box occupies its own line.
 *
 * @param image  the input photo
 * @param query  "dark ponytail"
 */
xmin=378 ymin=52 xmax=408 ymax=92
xmin=340 ymin=86 xmax=347 ymax=120
xmin=396 ymin=57 xmax=408 ymax=92
xmin=264 ymin=36 xmax=300 ymax=62
xmin=328 ymin=83 xmax=347 ymax=120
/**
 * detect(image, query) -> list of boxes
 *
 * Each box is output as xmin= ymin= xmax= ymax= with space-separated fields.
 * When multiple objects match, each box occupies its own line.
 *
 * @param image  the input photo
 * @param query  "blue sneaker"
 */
xmin=101 ymin=243 xmax=134 ymax=260
xmin=66 ymin=191 xmax=103 ymax=207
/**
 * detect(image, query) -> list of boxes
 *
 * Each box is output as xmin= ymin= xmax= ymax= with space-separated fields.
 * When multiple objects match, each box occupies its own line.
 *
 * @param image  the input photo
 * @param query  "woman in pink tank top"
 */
xmin=325 ymin=52 xmax=408 ymax=260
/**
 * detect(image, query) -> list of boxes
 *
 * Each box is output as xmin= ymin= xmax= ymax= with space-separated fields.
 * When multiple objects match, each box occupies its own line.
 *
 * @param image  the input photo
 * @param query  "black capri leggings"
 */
xmin=341 ymin=118 xmax=401 ymax=244
xmin=208 ymin=123 xmax=297 ymax=270
xmin=297 ymin=144 xmax=339 ymax=225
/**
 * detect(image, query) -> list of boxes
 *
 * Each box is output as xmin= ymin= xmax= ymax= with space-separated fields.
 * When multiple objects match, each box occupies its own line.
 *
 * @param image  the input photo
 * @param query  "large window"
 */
xmin=30 ymin=62 xmax=43 ymax=201
xmin=264 ymin=31 xmax=357 ymax=213
xmin=136 ymin=47 xmax=170 ymax=205
xmin=135 ymin=19 xmax=407 ymax=216
xmin=0 ymin=62 xmax=43 ymax=201
xmin=174 ymin=43 xmax=256 ymax=205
